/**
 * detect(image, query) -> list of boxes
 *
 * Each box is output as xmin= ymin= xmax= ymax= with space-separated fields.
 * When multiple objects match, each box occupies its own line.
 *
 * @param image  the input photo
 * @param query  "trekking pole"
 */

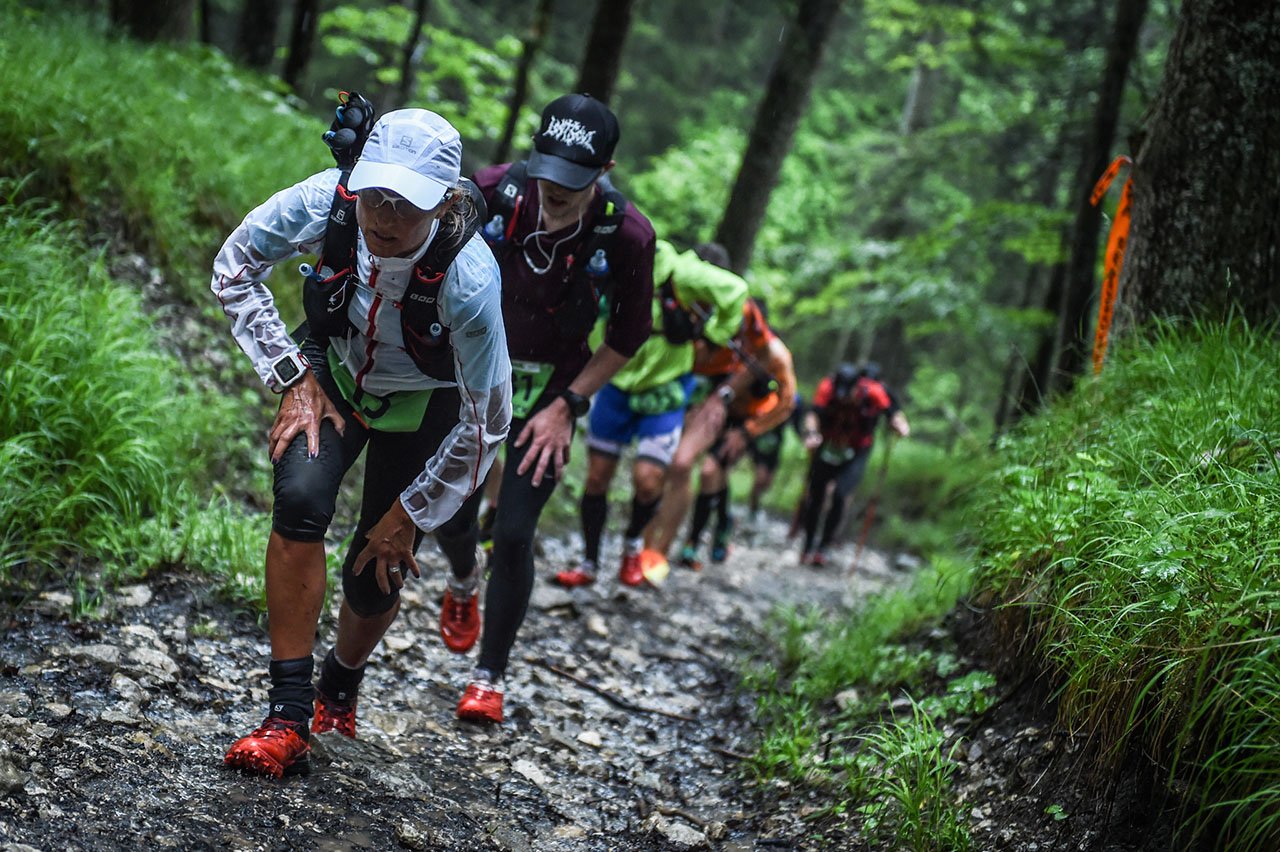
xmin=849 ymin=436 xmax=894 ymax=576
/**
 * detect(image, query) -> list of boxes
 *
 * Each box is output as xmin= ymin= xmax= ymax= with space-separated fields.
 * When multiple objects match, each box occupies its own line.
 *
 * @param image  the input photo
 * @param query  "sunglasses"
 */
xmin=357 ymin=188 xmax=428 ymax=218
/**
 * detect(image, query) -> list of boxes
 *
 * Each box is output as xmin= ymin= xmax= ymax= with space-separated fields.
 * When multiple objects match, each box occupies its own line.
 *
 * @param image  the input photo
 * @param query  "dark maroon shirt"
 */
xmin=472 ymin=163 xmax=656 ymax=394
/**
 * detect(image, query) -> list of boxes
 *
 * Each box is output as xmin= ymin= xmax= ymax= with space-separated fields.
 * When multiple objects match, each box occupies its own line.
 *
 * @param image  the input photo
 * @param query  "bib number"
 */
xmin=511 ymin=360 xmax=554 ymax=419
xmin=328 ymin=348 xmax=432 ymax=432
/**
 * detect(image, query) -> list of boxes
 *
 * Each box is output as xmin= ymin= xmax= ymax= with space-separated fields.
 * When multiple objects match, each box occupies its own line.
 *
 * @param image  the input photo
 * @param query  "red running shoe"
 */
xmin=809 ymin=549 xmax=828 ymax=567
xmin=456 ymin=679 xmax=503 ymax=724
xmin=224 ymin=717 xmax=310 ymax=778
xmin=554 ymin=563 xmax=597 ymax=587
xmin=440 ymin=588 xmax=481 ymax=653
xmin=619 ymin=550 xmax=647 ymax=586
xmin=312 ymin=691 xmax=356 ymax=738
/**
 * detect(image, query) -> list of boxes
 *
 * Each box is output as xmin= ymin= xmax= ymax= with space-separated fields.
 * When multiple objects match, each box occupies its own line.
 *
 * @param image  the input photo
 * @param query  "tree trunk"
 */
xmin=198 ymin=0 xmax=213 ymax=44
xmin=109 ymin=0 xmax=195 ymax=41
xmin=714 ymin=0 xmax=845 ymax=275
xmin=574 ymin=0 xmax=636 ymax=105
xmin=494 ymin=0 xmax=554 ymax=164
xmin=238 ymin=0 xmax=282 ymax=71
xmin=1052 ymin=0 xmax=1150 ymax=386
xmin=390 ymin=0 xmax=431 ymax=109
xmin=1119 ymin=0 xmax=1280 ymax=324
xmin=282 ymin=0 xmax=320 ymax=94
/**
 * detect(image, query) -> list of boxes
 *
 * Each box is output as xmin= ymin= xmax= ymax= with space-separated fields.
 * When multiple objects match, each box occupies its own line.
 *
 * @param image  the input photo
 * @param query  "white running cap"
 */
xmin=348 ymin=109 xmax=462 ymax=211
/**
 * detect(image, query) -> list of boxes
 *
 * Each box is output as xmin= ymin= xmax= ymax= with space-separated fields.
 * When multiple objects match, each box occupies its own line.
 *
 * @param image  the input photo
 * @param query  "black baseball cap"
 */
xmin=527 ymin=94 xmax=620 ymax=190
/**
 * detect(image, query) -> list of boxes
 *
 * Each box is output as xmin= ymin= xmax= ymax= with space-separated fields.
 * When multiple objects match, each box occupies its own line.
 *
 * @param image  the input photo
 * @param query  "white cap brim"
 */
xmin=347 ymin=161 xmax=449 ymax=211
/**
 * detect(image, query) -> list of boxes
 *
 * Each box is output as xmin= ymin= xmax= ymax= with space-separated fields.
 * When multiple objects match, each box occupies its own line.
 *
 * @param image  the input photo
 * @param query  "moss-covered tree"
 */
xmin=1119 ymin=0 xmax=1280 ymax=324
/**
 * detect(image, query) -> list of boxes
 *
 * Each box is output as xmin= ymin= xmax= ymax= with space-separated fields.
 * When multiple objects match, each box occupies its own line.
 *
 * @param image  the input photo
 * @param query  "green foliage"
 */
xmin=972 ymin=320 xmax=1280 ymax=849
xmin=320 ymin=6 xmax=525 ymax=149
xmin=0 ymin=1 xmax=327 ymax=311
xmin=749 ymin=556 xmax=981 ymax=839
xmin=0 ymin=186 xmax=265 ymax=602
xmin=854 ymin=698 xmax=973 ymax=851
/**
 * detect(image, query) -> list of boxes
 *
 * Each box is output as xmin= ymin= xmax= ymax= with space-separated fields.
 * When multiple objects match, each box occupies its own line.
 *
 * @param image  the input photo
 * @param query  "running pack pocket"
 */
xmin=327 ymin=349 xmax=433 ymax=432
xmin=627 ymin=378 xmax=687 ymax=416
xmin=511 ymin=360 xmax=554 ymax=419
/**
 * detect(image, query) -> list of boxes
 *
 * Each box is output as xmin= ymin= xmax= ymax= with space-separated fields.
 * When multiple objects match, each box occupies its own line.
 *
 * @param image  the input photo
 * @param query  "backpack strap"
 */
xmin=399 ymin=179 xmax=488 ymax=381
xmin=658 ymin=275 xmax=704 ymax=344
xmin=481 ymin=160 xmax=528 ymax=251
xmin=548 ymin=176 xmax=628 ymax=339
xmin=301 ymin=169 xmax=360 ymax=340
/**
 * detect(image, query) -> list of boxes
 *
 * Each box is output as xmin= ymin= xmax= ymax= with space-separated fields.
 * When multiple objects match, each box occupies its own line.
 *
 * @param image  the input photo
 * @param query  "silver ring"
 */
xmin=389 ymin=565 xmax=401 ymax=574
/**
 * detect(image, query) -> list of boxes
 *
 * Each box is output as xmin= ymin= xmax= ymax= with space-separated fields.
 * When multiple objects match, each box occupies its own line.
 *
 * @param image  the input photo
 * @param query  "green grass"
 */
xmin=973 ymin=319 xmax=1280 ymax=849
xmin=746 ymin=556 xmax=981 ymax=846
xmin=0 ymin=184 xmax=268 ymax=609
xmin=0 ymin=0 xmax=328 ymax=314
xmin=853 ymin=698 xmax=973 ymax=851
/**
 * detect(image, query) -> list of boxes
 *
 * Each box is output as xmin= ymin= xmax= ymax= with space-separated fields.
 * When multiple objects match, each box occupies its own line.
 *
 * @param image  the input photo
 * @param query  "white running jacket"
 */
xmin=211 ymin=168 xmax=511 ymax=532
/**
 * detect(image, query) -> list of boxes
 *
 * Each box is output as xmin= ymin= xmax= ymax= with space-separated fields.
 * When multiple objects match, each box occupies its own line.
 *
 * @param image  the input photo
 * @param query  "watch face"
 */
xmin=275 ymin=358 xmax=300 ymax=384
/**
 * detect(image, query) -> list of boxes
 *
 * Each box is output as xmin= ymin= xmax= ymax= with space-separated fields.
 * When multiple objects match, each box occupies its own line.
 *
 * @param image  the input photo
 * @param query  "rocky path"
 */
xmin=0 ymin=518 xmax=906 ymax=851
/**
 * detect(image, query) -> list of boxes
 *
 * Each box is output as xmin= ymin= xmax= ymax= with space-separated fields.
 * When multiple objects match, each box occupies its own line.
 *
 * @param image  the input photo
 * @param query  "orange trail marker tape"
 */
xmin=1090 ymin=155 xmax=1133 ymax=375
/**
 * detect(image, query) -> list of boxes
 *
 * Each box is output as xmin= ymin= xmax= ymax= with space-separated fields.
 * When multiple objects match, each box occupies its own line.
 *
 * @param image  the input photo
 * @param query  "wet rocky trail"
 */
xmin=0 ymin=518 xmax=907 ymax=851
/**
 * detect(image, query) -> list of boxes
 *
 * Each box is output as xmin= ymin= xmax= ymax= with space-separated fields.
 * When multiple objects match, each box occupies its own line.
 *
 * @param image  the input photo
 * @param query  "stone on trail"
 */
xmin=512 ymin=758 xmax=552 ymax=789
xmin=114 ymin=584 xmax=153 ymax=607
xmin=642 ymin=813 xmax=708 ymax=849
xmin=383 ymin=633 xmax=413 ymax=651
xmin=125 ymin=646 xmax=179 ymax=683
xmin=65 ymin=643 xmax=121 ymax=667
xmin=834 ymin=688 xmax=861 ymax=711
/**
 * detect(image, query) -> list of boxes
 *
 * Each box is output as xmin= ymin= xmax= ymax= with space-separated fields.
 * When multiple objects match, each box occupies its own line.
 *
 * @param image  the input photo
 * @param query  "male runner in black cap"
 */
xmin=433 ymin=94 xmax=657 ymax=723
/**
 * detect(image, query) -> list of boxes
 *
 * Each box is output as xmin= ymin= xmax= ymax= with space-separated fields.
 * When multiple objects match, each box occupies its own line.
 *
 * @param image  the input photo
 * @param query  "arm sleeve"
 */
xmin=745 ymin=340 xmax=798 ymax=438
xmin=670 ymin=247 xmax=749 ymax=347
xmin=399 ymin=238 xmax=513 ymax=532
xmin=210 ymin=169 xmax=338 ymax=391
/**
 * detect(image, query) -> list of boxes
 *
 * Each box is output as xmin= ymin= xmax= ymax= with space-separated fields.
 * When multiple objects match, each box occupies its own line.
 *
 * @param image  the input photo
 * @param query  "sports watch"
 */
xmin=560 ymin=389 xmax=590 ymax=418
xmin=270 ymin=351 xmax=310 ymax=390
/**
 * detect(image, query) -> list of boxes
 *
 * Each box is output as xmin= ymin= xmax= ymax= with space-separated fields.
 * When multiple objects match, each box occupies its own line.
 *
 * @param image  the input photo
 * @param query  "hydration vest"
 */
xmin=300 ymin=169 xmax=488 ymax=382
xmin=821 ymin=376 xmax=891 ymax=448
xmin=480 ymin=160 xmax=628 ymax=340
xmin=657 ymin=275 xmax=704 ymax=345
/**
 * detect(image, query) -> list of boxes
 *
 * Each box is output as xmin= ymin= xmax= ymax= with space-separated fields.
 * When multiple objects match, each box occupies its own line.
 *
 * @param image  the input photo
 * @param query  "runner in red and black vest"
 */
xmin=436 ymin=94 xmax=656 ymax=724
xmin=798 ymin=362 xmax=909 ymax=566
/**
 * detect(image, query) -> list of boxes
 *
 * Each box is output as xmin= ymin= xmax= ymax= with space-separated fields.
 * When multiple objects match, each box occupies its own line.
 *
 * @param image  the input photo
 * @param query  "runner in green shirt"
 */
xmin=555 ymin=240 xmax=748 ymax=587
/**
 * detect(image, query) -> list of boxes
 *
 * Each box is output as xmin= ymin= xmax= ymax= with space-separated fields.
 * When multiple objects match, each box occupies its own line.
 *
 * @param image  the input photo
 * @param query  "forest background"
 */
xmin=100 ymin=0 xmax=1183 ymax=446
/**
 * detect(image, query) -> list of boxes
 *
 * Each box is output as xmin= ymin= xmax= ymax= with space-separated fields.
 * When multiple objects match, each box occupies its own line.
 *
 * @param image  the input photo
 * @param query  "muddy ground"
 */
xmin=0 ymin=515 xmax=1190 ymax=851
xmin=0 ymin=518 xmax=903 ymax=851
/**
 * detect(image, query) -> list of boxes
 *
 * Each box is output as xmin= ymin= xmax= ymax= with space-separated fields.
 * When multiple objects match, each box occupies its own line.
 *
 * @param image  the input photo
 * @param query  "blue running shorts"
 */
xmin=585 ymin=375 xmax=696 ymax=467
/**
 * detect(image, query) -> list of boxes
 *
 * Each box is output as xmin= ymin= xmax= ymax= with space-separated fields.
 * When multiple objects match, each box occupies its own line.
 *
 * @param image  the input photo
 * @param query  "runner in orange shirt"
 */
xmin=638 ymin=298 xmax=797 ymax=580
